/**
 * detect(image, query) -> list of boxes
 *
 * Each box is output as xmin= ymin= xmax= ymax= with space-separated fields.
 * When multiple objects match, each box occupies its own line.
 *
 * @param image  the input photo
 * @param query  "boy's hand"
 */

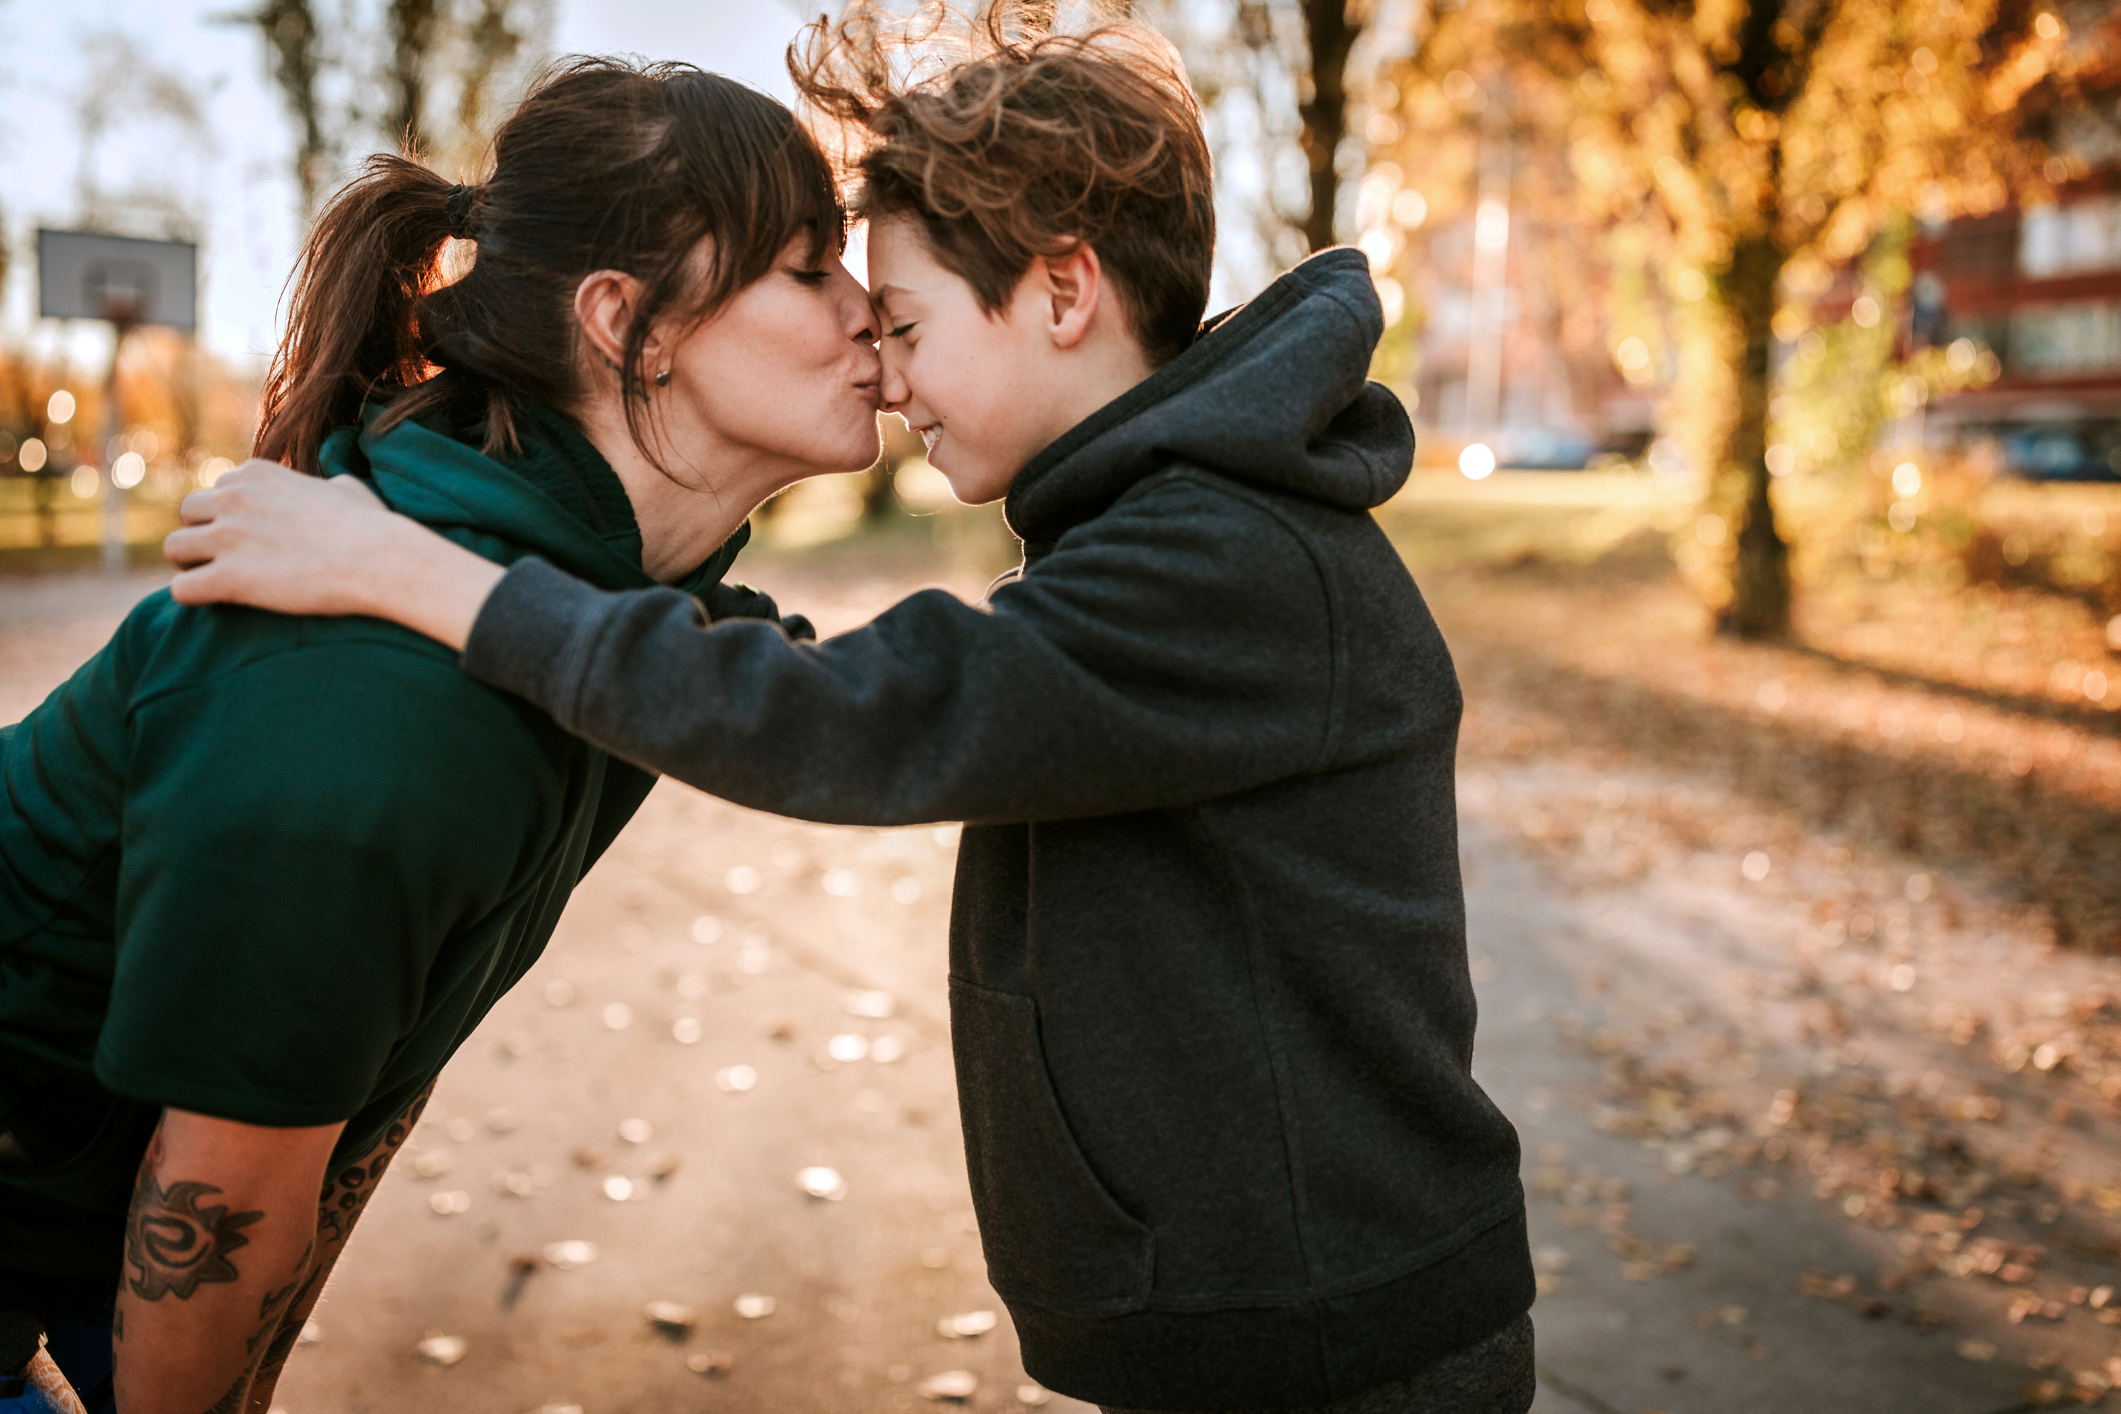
xmin=166 ymin=462 xmax=396 ymax=617
xmin=165 ymin=460 xmax=502 ymax=651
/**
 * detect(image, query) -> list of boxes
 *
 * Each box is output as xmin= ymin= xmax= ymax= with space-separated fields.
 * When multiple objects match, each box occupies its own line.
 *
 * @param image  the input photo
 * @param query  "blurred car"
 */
xmin=1999 ymin=425 xmax=2121 ymax=481
xmin=1495 ymin=428 xmax=1600 ymax=470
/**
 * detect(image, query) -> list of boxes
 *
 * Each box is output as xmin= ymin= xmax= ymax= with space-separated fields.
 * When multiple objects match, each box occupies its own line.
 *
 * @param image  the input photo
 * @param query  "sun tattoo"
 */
xmin=122 ymin=1175 xmax=264 ymax=1301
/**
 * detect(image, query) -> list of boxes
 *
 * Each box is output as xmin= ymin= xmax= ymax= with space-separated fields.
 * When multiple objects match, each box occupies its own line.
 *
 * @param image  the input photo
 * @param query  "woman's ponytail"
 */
xmin=253 ymin=156 xmax=462 ymax=472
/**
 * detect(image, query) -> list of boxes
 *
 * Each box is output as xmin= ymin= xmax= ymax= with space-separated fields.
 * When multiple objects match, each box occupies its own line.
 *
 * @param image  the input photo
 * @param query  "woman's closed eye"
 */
xmin=885 ymin=322 xmax=918 ymax=340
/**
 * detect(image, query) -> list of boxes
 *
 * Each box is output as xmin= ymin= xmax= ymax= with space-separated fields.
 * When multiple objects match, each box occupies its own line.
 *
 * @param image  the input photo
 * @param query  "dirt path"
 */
xmin=5 ymin=560 xmax=2118 ymax=1412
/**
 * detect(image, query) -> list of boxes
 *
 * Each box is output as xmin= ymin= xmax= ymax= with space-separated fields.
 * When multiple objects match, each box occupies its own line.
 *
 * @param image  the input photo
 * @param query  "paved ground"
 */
xmin=6 ymin=560 xmax=2119 ymax=1413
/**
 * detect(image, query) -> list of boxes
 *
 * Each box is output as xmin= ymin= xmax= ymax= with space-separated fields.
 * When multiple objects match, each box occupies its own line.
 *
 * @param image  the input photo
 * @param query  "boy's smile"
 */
xmin=866 ymin=214 xmax=1156 ymax=508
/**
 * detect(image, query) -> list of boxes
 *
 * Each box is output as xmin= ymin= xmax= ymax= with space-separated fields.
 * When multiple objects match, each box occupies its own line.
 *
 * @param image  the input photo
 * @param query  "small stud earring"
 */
xmin=653 ymin=369 xmax=672 ymax=388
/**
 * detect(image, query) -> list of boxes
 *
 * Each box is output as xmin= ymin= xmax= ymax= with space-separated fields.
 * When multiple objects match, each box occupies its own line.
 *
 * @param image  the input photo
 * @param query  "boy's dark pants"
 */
xmin=1098 ymin=1313 xmax=1535 ymax=1414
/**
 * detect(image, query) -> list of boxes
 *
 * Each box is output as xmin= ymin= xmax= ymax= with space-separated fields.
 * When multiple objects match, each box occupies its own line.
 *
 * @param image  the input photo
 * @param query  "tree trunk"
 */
xmin=222 ymin=0 xmax=327 ymax=220
xmin=1715 ymin=233 xmax=1791 ymax=640
xmin=267 ymin=0 xmax=327 ymax=218
xmin=455 ymin=0 xmax=527 ymax=151
xmin=387 ymin=0 xmax=441 ymax=155
xmin=1297 ymin=0 xmax=1362 ymax=252
xmin=35 ymin=471 xmax=57 ymax=549
xmin=860 ymin=456 xmax=896 ymax=523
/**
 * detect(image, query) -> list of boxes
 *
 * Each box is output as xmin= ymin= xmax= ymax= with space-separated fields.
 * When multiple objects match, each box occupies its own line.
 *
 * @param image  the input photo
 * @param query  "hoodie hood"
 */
xmin=318 ymin=397 xmax=744 ymax=599
xmin=1005 ymin=247 xmax=1412 ymax=550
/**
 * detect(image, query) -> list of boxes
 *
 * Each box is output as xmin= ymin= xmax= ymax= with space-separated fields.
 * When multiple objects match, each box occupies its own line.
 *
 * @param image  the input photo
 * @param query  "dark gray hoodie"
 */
xmin=460 ymin=248 xmax=1533 ymax=1408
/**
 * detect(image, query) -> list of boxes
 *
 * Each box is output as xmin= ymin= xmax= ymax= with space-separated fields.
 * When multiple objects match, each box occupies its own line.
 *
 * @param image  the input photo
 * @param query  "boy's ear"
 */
xmin=1038 ymin=242 xmax=1105 ymax=351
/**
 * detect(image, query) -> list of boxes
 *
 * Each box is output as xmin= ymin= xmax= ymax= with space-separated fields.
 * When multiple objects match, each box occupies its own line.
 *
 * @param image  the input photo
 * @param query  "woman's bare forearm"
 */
xmin=241 ymin=1085 xmax=429 ymax=1412
xmin=113 ymin=1111 xmax=343 ymax=1414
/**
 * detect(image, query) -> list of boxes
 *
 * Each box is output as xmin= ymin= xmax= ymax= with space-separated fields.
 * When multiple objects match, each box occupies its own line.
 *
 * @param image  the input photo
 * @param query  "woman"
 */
xmin=0 ymin=56 xmax=878 ymax=1414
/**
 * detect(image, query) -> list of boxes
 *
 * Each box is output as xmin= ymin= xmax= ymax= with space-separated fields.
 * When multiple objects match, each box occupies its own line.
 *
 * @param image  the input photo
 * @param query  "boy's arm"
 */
xmin=112 ymin=1111 xmax=342 ymax=1414
xmin=464 ymin=478 xmax=1340 ymax=825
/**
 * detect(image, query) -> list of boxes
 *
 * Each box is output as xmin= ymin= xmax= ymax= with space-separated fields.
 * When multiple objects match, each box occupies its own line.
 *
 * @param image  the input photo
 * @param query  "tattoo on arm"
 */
xmin=249 ymin=1086 xmax=434 ymax=1398
xmin=123 ymin=1175 xmax=264 ymax=1301
xmin=197 ymin=1366 xmax=255 ymax=1414
xmin=252 ymin=1292 xmax=314 ymax=1380
xmin=244 ymin=1269 xmax=305 ymax=1356
xmin=314 ymin=1087 xmax=429 ymax=1248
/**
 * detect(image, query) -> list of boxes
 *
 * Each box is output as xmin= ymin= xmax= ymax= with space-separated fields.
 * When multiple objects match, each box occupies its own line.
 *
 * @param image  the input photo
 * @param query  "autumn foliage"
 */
xmin=1375 ymin=0 xmax=2104 ymax=638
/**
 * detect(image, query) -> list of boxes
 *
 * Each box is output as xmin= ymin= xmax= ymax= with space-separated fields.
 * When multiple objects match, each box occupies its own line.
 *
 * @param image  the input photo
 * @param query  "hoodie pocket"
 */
xmin=949 ymin=977 xmax=1154 ymax=1315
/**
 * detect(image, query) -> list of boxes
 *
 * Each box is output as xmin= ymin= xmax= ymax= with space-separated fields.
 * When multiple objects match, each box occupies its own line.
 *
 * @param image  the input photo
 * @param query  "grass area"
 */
xmin=0 ymin=472 xmax=184 ymax=556
xmin=739 ymin=496 xmax=1018 ymax=589
xmin=1380 ymin=472 xmax=2120 ymax=949
xmin=1379 ymin=467 xmax=1698 ymax=573
xmin=0 ymin=541 xmax=180 ymax=577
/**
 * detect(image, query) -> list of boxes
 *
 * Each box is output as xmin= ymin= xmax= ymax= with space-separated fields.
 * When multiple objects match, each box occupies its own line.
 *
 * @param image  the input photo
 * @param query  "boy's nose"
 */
xmin=878 ymin=357 xmax=911 ymax=412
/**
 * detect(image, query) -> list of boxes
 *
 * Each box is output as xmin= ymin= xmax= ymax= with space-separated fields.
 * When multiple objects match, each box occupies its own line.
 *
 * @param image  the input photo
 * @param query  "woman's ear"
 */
xmin=573 ymin=270 xmax=657 ymax=376
xmin=1039 ymin=242 xmax=1105 ymax=351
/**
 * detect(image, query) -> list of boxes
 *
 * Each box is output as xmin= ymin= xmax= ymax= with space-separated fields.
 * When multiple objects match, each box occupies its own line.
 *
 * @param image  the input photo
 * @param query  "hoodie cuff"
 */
xmin=698 ymin=581 xmax=817 ymax=641
xmin=461 ymin=557 xmax=648 ymax=727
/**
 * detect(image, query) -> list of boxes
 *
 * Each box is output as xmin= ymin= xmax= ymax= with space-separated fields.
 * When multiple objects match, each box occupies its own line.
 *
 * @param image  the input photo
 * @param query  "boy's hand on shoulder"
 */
xmin=166 ymin=461 xmax=502 ymax=650
xmin=166 ymin=462 xmax=395 ymax=617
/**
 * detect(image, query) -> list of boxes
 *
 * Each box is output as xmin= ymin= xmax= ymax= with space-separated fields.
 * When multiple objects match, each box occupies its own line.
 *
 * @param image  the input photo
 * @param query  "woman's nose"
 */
xmin=847 ymin=299 xmax=880 ymax=346
xmin=830 ymin=259 xmax=880 ymax=344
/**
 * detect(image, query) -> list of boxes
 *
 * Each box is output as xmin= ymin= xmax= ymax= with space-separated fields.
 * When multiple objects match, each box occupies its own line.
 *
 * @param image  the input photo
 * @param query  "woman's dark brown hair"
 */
xmin=254 ymin=57 xmax=844 ymax=473
xmin=791 ymin=2 xmax=1214 ymax=368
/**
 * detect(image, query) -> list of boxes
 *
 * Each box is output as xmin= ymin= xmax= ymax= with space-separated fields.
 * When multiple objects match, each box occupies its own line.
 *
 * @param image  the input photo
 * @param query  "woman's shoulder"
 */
xmin=124 ymin=589 xmax=571 ymax=772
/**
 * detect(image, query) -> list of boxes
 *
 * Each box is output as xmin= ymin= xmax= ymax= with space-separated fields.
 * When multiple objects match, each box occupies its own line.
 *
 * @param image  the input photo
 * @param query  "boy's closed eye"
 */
xmin=871 ymin=283 xmax=922 ymax=341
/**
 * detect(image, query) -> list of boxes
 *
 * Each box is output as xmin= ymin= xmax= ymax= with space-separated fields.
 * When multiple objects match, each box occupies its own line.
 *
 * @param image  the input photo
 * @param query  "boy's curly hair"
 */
xmin=790 ymin=2 xmax=1214 ymax=368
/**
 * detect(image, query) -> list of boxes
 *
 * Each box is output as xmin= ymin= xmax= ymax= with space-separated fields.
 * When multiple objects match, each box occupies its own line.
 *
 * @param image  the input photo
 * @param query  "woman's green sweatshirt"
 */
xmin=0 ymin=398 xmax=739 ymax=1281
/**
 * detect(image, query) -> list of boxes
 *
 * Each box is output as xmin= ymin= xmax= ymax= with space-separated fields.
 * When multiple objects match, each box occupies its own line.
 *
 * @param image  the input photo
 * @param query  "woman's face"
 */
xmin=587 ymin=233 xmax=881 ymax=579
xmin=660 ymin=234 xmax=884 ymax=481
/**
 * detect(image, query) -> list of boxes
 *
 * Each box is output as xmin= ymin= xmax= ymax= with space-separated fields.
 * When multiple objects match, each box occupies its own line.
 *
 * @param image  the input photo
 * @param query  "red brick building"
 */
xmin=1910 ymin=181 xmax=2121 ymax=479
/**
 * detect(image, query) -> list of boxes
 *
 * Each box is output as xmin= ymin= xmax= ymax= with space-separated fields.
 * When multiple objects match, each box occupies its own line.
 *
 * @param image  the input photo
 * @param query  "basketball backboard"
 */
xmin=37 ymin=230 xmax=197 ymax=330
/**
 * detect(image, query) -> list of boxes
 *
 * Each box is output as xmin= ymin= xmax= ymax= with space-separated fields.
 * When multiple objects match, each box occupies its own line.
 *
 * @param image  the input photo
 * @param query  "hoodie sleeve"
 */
xmin=460 ymin=474 xmax=1335 ymax=825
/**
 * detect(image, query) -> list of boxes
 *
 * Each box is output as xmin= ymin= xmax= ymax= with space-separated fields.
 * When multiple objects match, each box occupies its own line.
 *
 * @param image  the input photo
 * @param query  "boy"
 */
xmin=170 ymin=12 xmax=1537 ymax=1410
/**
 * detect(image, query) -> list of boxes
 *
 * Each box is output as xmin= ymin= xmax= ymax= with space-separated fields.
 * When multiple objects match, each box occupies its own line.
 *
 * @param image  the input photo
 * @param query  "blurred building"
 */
xmin=1909 ymin=69 xmax=2121 ymax=481
xmin=1407 ymin=194 xmax=1647 ymax=471
xmin=1910 ymin=187 xmax=2121 ymax=479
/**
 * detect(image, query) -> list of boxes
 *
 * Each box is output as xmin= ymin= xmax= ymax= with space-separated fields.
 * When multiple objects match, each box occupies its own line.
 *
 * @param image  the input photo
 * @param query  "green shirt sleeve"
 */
xmin=95 ymin=634 xmax=559 ymax=1127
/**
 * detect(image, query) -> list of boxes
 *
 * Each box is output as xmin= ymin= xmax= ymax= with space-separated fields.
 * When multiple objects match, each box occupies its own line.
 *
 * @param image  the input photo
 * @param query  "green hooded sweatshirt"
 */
xmin=0 ymin=395 xmax=740 ymax=1281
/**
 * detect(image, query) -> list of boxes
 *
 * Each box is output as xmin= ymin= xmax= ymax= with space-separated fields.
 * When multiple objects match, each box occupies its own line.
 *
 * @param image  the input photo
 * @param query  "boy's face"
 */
xmin=867 ymin=216 xmax=1065 ymax=506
